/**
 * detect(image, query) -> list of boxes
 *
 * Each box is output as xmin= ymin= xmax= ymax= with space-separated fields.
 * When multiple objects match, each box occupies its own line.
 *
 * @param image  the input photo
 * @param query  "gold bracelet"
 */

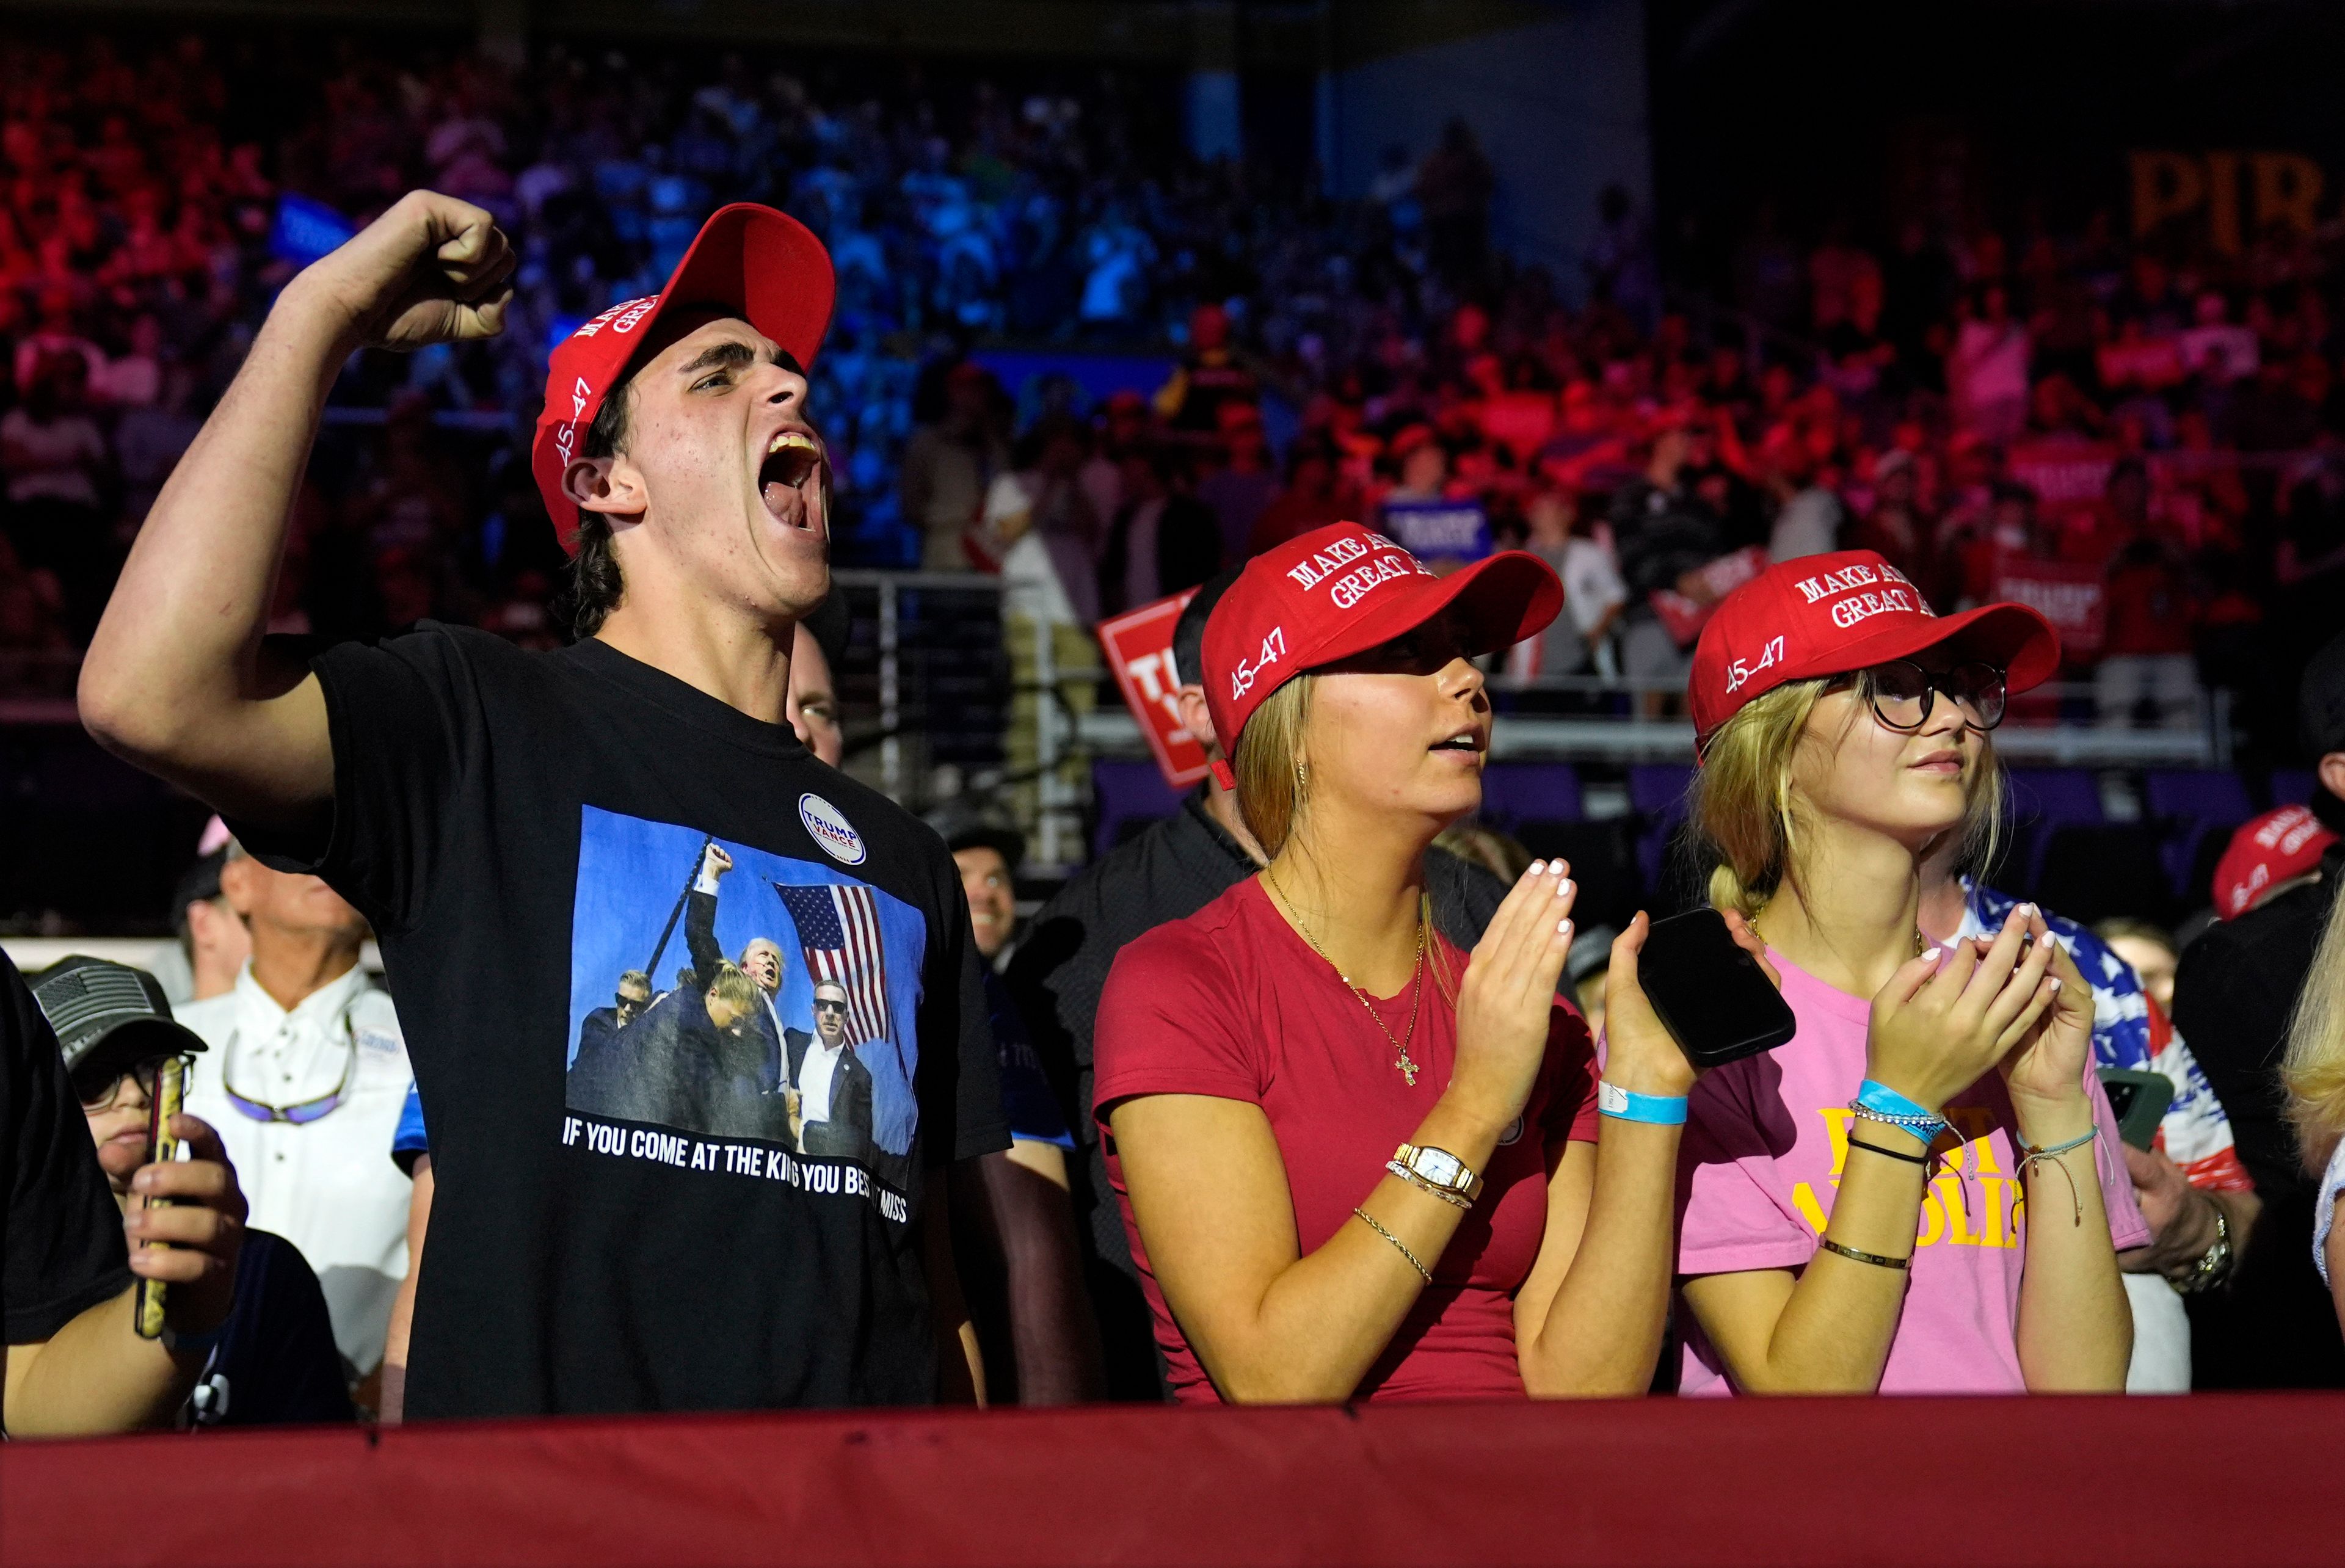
xmin=1353 ymin=1207 xmax=1432 ymax=1282
xmin=1817 ymin=1235 xmax=1910 ymax=1271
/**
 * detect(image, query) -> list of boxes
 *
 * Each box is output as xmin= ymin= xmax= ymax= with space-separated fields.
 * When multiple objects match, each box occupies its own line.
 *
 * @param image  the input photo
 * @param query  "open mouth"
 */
xmin=1430 ymin=730 xmax=1484 ymax=755
xmin=759 ymin=429 xmax=823 ymax=530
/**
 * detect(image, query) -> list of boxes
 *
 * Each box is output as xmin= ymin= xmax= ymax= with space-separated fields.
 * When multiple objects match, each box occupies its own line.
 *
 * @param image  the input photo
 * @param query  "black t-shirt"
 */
xmin=244 ymin=625 xmax=1006 ymax=1419
xmin=2170 ymin=838 xmax=2345 ymax=1390
xmin=2 ymin=951 xmax=133 ymax=1404
xmin=197 ymin=1229 xmax=354 ymax=1429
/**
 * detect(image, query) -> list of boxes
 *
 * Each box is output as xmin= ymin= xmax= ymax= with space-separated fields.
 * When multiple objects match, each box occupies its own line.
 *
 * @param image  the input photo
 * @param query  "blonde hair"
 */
xmin=707 ymin=962 xmax=762 ymax=1015
xmin=2283 ymin=890 xmax=2345 ymax=1167
xmin=1232 ymin=675 xmax=1317 ymax=860
xmin=1695 ymin=675 xmax=2005 ymax=918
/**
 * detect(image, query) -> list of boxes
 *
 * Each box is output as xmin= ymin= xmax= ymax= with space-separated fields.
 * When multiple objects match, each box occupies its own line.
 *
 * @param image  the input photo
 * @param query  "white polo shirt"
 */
xmin=180 ymin=964 xmax=413 ymax=1376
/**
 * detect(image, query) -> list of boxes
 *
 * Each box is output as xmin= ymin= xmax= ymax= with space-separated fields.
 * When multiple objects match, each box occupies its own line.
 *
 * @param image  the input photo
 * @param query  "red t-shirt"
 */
xmin=1093 ymin=877 xmax=1602 ymax=1404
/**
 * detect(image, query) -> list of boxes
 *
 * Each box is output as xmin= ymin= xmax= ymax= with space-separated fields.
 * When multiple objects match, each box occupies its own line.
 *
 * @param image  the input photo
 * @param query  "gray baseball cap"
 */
xmin=1565 ymin=924 xmax=1618 ymax=989
xmin=31 ymin=956 xmax=206 ymax=1086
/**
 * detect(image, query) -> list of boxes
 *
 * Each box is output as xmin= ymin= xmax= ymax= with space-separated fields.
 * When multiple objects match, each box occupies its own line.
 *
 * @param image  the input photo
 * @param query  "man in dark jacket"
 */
xmin=788 ymin=981 xmax=874 ymax=1162
xmin=2172 ymin=630 xmax=2345 ymax=1387
xmin=1006 ymin=573 xmax=1507 ymax=1398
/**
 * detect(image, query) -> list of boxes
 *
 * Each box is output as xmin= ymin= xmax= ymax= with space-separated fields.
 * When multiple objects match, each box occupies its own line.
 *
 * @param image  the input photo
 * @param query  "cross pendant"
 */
xmin=1397 ymin=1051 xmax=1419 ymax=1086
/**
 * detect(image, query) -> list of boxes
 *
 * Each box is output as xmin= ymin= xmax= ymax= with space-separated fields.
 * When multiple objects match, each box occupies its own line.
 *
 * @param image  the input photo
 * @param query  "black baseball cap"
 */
xmin=947 ymin=824 xmax=1026 ymax=874
xmin=2300 ymin=630 xmax=2345 ymax=760
xmin=31 ymin=956 xmax=206 ymax=1087
xmin=172 ymin=846 xmax=231 ymax=926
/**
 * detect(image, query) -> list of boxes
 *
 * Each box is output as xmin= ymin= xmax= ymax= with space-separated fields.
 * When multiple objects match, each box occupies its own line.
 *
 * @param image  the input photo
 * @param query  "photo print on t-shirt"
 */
xmin=560 ymin=806 xmax=925 ymax=1207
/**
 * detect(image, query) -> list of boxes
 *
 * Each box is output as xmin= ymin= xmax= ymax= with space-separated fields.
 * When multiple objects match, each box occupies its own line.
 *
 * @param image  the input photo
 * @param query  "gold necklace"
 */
xmin=1751 ymin=912 xmax=1927 ymax=959
xmin=1264 ymin=864 xmax=1426 ymax=1086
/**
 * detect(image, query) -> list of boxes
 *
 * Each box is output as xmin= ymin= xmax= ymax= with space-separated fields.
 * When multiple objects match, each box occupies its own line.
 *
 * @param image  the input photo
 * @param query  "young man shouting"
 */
xmin=81 ymin=190 xmax=1006 ymax=1419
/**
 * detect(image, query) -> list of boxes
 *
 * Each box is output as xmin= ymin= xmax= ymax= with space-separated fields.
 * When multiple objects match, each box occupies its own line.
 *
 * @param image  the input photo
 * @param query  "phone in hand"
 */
xmin=132 ymin=1055 xmax=187 ymax=1340
xmin=1635 ymin=907 xmax=1799 ymax=1069
xmin=2096 ymin=1067 xmax=2173 ymax=1152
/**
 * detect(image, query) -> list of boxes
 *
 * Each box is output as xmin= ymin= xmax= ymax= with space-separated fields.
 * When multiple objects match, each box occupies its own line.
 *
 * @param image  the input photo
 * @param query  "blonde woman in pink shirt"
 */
xmin=1670 ymin=551 xmax=2147 ymax=1395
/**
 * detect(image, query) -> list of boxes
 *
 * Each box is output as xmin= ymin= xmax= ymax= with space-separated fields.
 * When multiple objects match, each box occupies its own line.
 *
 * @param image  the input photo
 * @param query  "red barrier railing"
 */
xmin=5 ymin=1393 xmax=2341 ymax=1566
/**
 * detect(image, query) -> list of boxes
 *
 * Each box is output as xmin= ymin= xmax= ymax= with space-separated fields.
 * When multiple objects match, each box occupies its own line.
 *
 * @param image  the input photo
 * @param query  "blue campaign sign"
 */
xmin=269 ymin=194 xmax=358 ymax=267
xmin=1380 ymin=498 xmax=1491 ymax=562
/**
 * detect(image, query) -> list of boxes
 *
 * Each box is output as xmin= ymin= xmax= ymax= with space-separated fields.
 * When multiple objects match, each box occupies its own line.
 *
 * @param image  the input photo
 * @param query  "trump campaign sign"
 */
xmin=1096 ymin=588 xmax=1209 ymax=789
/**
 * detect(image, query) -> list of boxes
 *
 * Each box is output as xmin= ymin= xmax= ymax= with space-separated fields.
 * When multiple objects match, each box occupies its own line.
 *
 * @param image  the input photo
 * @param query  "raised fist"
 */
xmin=295 ymin=189 xmax=516 ymax=352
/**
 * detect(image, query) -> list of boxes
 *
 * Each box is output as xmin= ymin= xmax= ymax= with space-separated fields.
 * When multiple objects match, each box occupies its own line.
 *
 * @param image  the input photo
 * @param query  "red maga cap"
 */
xmin=1690 ymin=548 xmax=2060 ymax=754
xmin=2214 ymin=805 xmax=2338 ymax=919
xmin=1200 ymin=523 xmax=1561 ymax=785
xmin=531 ymin=203 xmax=834 ymax=554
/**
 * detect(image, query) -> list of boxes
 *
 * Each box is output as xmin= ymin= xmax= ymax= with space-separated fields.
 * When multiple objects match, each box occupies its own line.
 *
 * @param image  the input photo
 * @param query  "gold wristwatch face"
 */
xmin=1412 ymin=1147 xmax=1466 ymax=1189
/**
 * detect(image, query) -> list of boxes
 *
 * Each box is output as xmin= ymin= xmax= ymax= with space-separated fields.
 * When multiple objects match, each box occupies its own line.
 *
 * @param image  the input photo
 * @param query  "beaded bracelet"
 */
xmin=1848 ymin=1101 xmax=1946 ymax=1147
xmin=1386 ymin=1161 xmax=1474 ymax=1209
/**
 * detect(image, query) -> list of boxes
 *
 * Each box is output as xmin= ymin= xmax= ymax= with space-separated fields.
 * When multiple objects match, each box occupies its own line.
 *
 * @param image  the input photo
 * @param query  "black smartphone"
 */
xmin=2097 ymin=1067 xmax=2173 ymax=1152
xmin=133 ymin=1055 xmax=186 ymax=1340
xmin=1635 ymin=907 xmax=1799 ymax=1069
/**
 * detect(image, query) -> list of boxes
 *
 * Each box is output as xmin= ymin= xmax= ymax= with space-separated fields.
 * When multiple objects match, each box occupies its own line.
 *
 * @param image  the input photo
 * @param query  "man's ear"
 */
xmin=1174 ymin=684 xmax=1220 ymax=756
xmin=184 ymin=897 xmax=237 ymax=946
xmin=217 ymin=856 xmax=259 ymax=918
xmin=2319 ymin=750 xmax=2345 ymax=805
xmin=564 ymin=455 xmax=644 ymax=518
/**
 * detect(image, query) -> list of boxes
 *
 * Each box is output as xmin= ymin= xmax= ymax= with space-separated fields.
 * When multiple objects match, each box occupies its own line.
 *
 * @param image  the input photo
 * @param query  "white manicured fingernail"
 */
xmin=1527 ymin=860 xmax=1547 ymax=876
xmin=2017 ymin=903 xmax=2037 ymax=920
xmin=2049 ymin=977 xmax=2062 ymax=992
xmin=1922 ymin=946 xmax=1940 ymax=962
xmin=1554 ymin=877 xmax=1572 ymax=898
xmin=1558 ymin=918 xmax=1572 ymax=935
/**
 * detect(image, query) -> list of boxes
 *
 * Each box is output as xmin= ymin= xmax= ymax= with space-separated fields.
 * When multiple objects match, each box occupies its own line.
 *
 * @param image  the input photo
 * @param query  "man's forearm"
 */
xmin=2 ymin=1287 xmax=202 ymax=1437
xmin=79 ymin=277 xmax=354 ymax=793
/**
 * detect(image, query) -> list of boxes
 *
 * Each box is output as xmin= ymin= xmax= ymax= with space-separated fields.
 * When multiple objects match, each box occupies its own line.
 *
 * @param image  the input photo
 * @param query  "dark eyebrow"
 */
xmin=677 ymin=340 xmax=762 ymax=377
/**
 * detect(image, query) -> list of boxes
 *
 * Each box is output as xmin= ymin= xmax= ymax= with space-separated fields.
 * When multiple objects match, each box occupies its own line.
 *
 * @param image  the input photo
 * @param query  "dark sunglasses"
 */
xmin=813 ymin=998 xmax=849 ymax=1015
xmin=74 ymin=1056 xmax=170 ymax=1112
xmin=1838 ymin=659 xmax=2008 ymax=733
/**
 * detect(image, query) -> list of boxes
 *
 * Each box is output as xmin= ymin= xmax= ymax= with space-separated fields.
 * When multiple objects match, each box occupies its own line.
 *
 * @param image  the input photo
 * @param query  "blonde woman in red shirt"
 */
xmin=1094 ymin=524 xmax=1707 ymax=1403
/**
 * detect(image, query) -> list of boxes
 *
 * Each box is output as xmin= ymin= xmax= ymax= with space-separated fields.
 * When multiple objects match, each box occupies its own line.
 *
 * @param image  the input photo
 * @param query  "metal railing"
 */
xmin=1082 ymin=676 xmax=2233 ymax=768
xmin=0 ymin=577 xmax=2243 ymax=861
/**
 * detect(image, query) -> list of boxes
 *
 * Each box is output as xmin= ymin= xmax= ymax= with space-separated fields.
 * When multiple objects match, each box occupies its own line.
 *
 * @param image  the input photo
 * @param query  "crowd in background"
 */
xmin=6 ymin=26 xmax=2345 ymax=1462
xmin=0 ymin=29 xmax=2339 ymax=763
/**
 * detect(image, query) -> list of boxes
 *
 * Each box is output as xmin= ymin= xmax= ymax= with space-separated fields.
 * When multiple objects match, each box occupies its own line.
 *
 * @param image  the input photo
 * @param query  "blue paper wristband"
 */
xmin=1598 ymin=1081 xmax=1689 ymax=1125
xmin=1857 ymin=1080 xmax=1937 ymax=1122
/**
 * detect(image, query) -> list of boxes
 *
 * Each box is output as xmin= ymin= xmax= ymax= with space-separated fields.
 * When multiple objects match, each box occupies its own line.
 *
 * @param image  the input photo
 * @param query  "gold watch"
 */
xmin=1390 ymin=1143 xmax=1485 ymax=1205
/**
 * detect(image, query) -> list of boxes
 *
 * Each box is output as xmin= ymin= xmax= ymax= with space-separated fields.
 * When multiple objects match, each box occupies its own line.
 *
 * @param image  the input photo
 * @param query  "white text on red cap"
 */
xmin=574 ymin=296 xmax=656 ymax=338
xmin=1790 ymin=560 xmax=1933 ymax=631
xmin=1282 ymin=531 xmax=1431 ymax=612
xmin=1229 ymin=626 xmax=1287 ymax=700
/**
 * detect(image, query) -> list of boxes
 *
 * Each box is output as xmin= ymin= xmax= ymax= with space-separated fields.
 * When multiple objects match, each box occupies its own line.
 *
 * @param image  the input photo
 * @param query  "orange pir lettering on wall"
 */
xmin=2130 ymin=150 xmax=2325 ymax=253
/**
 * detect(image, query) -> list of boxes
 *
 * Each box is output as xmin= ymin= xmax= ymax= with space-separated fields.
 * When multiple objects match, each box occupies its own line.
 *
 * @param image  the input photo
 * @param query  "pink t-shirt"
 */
xmin=1674 ymin=948 xmax=2151 ymax=1396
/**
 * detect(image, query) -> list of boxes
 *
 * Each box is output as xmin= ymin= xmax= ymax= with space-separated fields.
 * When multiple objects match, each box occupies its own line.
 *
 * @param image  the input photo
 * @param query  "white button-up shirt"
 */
xmin=800 ymin=1036 xmax=846 ymax=1124
xmin=181 ymin=964 xmax=413 ymax=1376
